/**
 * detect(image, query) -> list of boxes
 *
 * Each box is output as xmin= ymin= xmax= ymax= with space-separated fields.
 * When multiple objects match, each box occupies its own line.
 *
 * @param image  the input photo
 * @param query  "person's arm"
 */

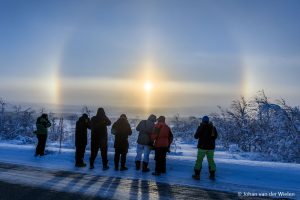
xmin=136 ymin=121 xmax=142 ymax=132
xmin=46 ymin=120 xmax=51 ymax=128
xmin=127 ymin=121 xmax=133 ymax=136
xmin=36 ymin=118 xmax=40 ymax=127
xmin=213 ymin=127 xmax=218 ymax=139
xmin=105 ymin=116 xmax=112 ymax=126
xmin=194 ymin=126 xmax=200 ymax=139
xmin=151 ymin=126 xmax=160 ymax=141
xmin=169 ymin=129 xmax=174 ymax=145
xmin=75 ymin=122 xmax=79 ymax=146
xmin=86 ymin=118 xmax=91 ymax=129
xmin=41 ymin=118 xmax=51 ymax=128
xmin=111 ymin=122 xmax=117 ymax=135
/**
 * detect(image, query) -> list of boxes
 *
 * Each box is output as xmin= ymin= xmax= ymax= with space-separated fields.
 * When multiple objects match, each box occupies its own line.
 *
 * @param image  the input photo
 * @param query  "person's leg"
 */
xmin=135 ymin=144 xmax=143 ymax=161
xmin=135 ymin=144 xmax=143 ymax=170
xmin=161 ymin=148 xmax=167 ymax=173
xmin=76 ymin=145 xmax=86 ymax=167
xmin=143 ymin=145 xmax=151 ymax=163
xmin=89 ymin=142 xmax=99 ymax=169
xmin=120 ymin=151 xmax=127 ymax=171
xmin=79 ymin=145 xmax=86 ymax=164
xmin=35 ymin=135 xmax=41 ymax=156
xmin=142 ymin=145 xmax=151 ymax=172
xmin=100 ymin=139 xmax=109 ymax=170
xmin=114 ymin=149 xmax=120 ymax=170
xmin=75 ymin=146 xmax=80 ymax=165
xmin=194 ymin=148 xmax=206 ymax=170
xmin=154 ymin=149 xmax=160 ymax=174
xmin=193 ymin=148 xmax=206 ymax=180
xmin=154 ymin=148 xmax=163 ymax=175
xmin=206 ymin=150 xmax=216 ymax=171
xmin=82 ymin=145 xmax=86 ymax=163
xmin=40 ymin=134 xmax=47 ymax=155
xmin=206 ymin=150 xmax=216 ymax=179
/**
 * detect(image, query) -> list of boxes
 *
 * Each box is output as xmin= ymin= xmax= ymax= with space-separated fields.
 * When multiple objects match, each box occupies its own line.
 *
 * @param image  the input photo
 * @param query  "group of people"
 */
xmin=34 ymin=107 xmax=218 ymax=180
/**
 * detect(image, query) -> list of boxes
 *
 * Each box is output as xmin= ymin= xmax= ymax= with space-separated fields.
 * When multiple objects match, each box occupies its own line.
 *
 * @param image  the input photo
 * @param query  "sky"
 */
xmin=0 ymin=0 xmax=300 ymax=117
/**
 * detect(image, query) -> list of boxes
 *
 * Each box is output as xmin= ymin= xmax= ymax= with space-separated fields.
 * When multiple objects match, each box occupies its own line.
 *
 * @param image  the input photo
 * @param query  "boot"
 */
xmin=192 ymin=169 xmax=200 ymax=180
xmin=114 ymin=163 xmax=119 ymax=171
xmin=76 ymin=162 xmax=87 ymax=167
xmin=135 ymin=161 xmax=141 ymax=170
xmin=102 ymin=160 xmax=109 ymax=170
xmin=152 ymin=172 xmax=160 ymax=176
xmin=120 ymin=166 xmax=128 ymax=171
xmin=209 ymin=171 xmax=215 ymax=180
xmin=89 ymin=158 xmax=94 ymax=169
xmin=103 ymin=165 xmax=109 ymax=171
xmin=142 ymin=162 xmax=150 ymax=172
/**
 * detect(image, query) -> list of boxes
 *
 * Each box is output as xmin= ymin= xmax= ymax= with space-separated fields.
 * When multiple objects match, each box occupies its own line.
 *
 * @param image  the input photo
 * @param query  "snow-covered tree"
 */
xmin=212 ymin=91 xmax=300 ymax=163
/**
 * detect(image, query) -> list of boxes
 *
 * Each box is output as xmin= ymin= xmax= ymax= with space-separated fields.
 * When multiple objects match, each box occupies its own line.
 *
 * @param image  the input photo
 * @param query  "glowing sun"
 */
xmin=144 ymin=81 xmax=153 ymax=92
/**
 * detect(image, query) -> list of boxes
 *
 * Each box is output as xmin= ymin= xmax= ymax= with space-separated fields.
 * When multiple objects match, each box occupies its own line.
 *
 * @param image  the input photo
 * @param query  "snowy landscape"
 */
xmin=1 ymin=1 xmax=300 ymax=199
xmin=0 ymin=91 xmax=299 ymax=199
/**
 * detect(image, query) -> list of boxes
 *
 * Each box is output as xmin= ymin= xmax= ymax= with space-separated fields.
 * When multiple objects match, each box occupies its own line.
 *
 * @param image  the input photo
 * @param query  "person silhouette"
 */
xmin=192 ymin=116 xmax=218 ymax=180
xmin=34 ymin=113 xmax=51 ymax=156
xmin=89 ymin=108 xmax=111 ymax=170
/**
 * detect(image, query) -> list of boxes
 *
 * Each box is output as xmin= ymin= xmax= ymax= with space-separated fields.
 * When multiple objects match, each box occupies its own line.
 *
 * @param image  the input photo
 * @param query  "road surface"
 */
xmin=0 ymin=162 xmax=286 ymax=200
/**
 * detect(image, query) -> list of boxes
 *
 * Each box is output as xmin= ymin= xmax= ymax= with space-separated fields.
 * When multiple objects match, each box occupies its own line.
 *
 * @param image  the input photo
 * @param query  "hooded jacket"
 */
xmin=111 ymin=116 xmax=132 ymax=150
xmin=90 ymin=108 xmax=111 ymax=142
xmin=151 ymin=122 xmax=173 ymax=148
xmin=36 ymin=115 xmax=51 ymax=135
xmin=136 ymin=114 xmax=156 ymax=145
xmin=75 ymin=114 xmax=91 ymax=147
xmin=194 ymin=122 xmax=218 ymax=150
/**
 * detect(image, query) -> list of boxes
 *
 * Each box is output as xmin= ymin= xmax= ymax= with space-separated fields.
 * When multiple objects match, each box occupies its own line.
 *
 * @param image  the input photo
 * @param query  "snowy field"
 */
xmin=0 ymin=142 xmax=299 ymax=199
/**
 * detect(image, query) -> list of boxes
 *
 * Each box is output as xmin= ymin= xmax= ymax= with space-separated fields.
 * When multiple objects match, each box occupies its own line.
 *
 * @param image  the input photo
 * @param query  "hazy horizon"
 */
xmin=1 ymin=0 xmax=300 ymax=117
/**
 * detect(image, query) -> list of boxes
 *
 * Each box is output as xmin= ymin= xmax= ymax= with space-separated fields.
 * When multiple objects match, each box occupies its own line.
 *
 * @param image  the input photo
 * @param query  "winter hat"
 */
xmin=157 ymin=116 xmax=165 ymax=123
xmin=96 ymin=107 xmax=106 ymax=117
xmin=82 ymin=113 xmax=88 ymax=119
xmin=120 ymin=114 xmax=127 ymax=119
xmin=202 ymin=116 xmax=209 ymax=123
xmin=148 ymin=114 xmax=157 ymax=122
xmin=41 ymin=113 xmax=48 ymax=119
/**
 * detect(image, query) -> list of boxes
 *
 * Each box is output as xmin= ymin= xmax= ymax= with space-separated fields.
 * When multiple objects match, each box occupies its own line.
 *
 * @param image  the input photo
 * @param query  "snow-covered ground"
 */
xmin=0 ymin=142 xmax=299 ymax=199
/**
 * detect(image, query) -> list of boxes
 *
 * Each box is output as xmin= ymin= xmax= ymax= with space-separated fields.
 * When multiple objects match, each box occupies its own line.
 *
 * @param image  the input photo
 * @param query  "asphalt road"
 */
xmin=0 ymin=162 xmax=285 ymax=200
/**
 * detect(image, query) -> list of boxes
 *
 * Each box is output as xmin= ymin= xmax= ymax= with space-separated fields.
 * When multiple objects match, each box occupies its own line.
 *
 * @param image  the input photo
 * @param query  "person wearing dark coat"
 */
xmin=151 ymin=116 xmax=173 ymax=176
xmin=135 ymin=114 xmax=157 ymax=172
xmin=89 ymin=108 xmax=111 ymax=170
xmin=111 ymin=114 xmax=132 ymax=171
xmin=34 ymin=113 xmax=51 ymax=156
xmin=192 ymin=116 xmax=218 ymax=180
xmin=75 ymin=113 xmax=90 ymax=167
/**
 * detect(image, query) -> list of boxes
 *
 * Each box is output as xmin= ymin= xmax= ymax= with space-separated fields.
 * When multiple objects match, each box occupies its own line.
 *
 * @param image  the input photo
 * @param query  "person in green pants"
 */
xmin=192 ymin=116 xmax=218 ymax=180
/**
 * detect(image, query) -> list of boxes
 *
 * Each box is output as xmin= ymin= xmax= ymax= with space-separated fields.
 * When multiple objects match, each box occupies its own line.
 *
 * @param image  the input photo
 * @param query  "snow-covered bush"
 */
xmin=212 ymin=91 xmax=300 ymax=163
xmin=229 ymin=144 xmax=241 ymax=153
xmin=0 ymin=100 xmax=36 ymax=140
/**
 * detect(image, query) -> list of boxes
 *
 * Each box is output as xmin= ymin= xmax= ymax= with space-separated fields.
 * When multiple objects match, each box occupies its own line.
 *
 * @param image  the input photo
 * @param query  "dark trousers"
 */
xmin=75 ymin=145 xmax=86 ymax=164
xmin=90 ymin=139 xmax=108 ymax=167
xmin=35 ymin=134 xmax=47 ymax=156
xmin=155 ymin=147 xmax=168 ymax=174
xmin=114 ymin=148 xmax=127 ymax=169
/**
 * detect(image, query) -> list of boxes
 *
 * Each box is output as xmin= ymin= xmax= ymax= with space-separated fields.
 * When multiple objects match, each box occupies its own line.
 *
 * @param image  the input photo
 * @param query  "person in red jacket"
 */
xmin=151 ymin=116 xmax=173 ymax=176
